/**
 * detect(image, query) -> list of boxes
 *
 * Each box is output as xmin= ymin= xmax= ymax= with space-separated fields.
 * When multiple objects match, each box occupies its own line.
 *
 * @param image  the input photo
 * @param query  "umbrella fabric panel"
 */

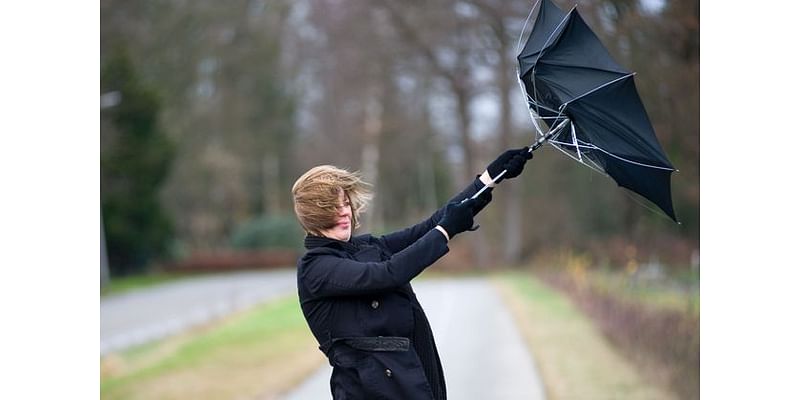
xmin=526 ymin=10 xmax=630 ymax=107
xmin=534 ymin=63 xmax=628 ymax=107
xmin=521 ymin=70 xmax=562 ymax=129
xmin=536 ymin=11 xmax=629 ymax=75
xmin=518 ymin=0 xmax=569 ymax=77
xmin=602 ymin=156 xmax=677 ymax=221
xmin=567 ymin=76 xmax=674 ymax=169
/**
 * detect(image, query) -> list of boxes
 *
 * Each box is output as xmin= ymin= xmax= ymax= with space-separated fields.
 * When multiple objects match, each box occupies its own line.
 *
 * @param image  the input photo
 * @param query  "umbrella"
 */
xmin=476 ymin=0 xmax=678 ymax=221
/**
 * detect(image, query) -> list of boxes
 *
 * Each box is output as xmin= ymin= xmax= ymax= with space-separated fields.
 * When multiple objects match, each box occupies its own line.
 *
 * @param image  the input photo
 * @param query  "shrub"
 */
xmin=229 ymin=214 xmax=304 ymax=251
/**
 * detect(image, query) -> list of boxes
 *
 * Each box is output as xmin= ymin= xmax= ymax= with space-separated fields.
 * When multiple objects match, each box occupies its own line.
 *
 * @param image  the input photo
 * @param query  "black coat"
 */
xmin=296 ymin=178 xmax=487 ymax=400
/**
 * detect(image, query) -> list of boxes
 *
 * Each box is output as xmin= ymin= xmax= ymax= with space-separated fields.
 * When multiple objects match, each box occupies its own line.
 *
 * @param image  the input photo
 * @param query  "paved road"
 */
xmin=282 ymin=277 xmax=546 ymax=400
xmin=100 ymin=269 xmax=296 ymax=355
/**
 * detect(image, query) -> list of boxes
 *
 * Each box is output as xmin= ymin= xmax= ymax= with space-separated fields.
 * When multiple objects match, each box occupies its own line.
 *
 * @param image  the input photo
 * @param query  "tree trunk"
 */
xmin=454 ymin=86 xmax=475 ymax=184
xmin=101 ymin=211 xmax=110 ymax=287
xmin=361 ymin=83 xmax=383 ymax=232
xmin=454 ymin=84 xmax=489 ymax=268
xmin=496 ymin=19 xmax=523 ymax=266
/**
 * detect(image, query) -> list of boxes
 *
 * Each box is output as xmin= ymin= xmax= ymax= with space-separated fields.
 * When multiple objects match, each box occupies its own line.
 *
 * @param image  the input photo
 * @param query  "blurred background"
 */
xmin=100 ymin=0 xmax=698 ymax=399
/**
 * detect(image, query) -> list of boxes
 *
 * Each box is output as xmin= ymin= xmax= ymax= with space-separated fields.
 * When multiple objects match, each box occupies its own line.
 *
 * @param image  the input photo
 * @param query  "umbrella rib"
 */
xmin=621 ymin=189 xmax=680 ymax=224
xmin=574 ymin=138 xmax=675 ymax=171
xmin=547 ymin=141 xmax=609 ymax=176
xmin=517 ymin=0 xmax=544 ymax=141
xmin=537 ymin=60 xmax=630 ymax=75
xmin=583 ymin=154 xmax=607 ymax=173
xmin=550 ymin=139 xmax=595 ymax=149
xmin=560 ymin=73 xmax=635 ymax=109
xmin=571 ymin=121 xmax=582 ymax=162
xmin=515 ymin=0 xmax=540 ymax=128
xmin=530 ymin=6 xmax=575 ymax=118
xmin=518 ymin=78 xmax=563 ymax=139
xmin=533 ymin=5 xmax=576 ymax=67
xmin=519 ymin=89 xmax=562 ymax=136
xmin=517 ymin=76 xmax=546 ymax=138
xmin=525 ymin=94 xmax=560 ymax=114
xmin=549 ymin=139 xmax=608 ymax=173
xmin=515 ymin=0 xmax=541 ymax=55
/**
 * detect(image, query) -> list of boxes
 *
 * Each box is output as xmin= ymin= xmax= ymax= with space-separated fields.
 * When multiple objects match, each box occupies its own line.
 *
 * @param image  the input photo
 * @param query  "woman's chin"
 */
xmin=322 ymin=225 xmax=351 ymax=241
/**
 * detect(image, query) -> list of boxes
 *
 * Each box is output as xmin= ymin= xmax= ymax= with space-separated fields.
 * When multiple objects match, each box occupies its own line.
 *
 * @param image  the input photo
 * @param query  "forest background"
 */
xmin=100 ymin=0 xmax=699 ymax=278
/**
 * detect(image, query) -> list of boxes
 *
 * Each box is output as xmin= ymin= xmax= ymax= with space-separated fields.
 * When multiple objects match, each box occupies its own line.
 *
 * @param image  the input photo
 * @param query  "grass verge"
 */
xmin=540 ymin=268 xmax=699 ymax=399
xmin=493 ymin=272 xmax=675 ymax=400
xmin=579 ymin=268 xmax=699 ymax=316
xmin=101 ymin=273 xmax=191 ymax=297
xmin=100 ymin=295 xmax=324 ymax=400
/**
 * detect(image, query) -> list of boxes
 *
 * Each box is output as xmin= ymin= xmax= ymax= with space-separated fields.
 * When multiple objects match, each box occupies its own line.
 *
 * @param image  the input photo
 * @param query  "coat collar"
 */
xmin=304 ymin=234 xmax=362 ymax=253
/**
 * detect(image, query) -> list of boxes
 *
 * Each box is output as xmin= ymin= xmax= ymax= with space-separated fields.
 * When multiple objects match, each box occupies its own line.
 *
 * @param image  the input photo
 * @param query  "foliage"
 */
xmin=102 ymin=0 xmax=297 ymax=251
xmin=538 ymin=265 xmax=700 ymax=400
xmin=228 ymin=214 xmax=304 ymax=251
xmin=101 ymin=48 xmax=175 ymax=276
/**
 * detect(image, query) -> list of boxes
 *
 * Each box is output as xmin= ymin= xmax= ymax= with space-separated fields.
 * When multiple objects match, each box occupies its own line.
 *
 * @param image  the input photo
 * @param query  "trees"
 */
xmin=101 ymin=49 xmax=175 ymax=275
xmin=99 ymin=0 xmax=699 ymax=269
xmin=102 ymin=0 xmax=298 ymax=250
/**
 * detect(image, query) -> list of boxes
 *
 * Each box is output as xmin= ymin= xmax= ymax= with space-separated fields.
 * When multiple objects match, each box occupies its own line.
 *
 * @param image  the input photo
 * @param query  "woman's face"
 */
xmin=320 ymin=188 xmax=352 ymax=241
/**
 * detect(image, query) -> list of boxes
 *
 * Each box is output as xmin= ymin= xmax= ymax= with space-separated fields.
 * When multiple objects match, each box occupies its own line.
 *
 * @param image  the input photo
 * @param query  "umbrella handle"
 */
xmin=462 ymin=170 xmax=507 ymax=203
xmin=530 ymin=117 xmax=571 ymax=151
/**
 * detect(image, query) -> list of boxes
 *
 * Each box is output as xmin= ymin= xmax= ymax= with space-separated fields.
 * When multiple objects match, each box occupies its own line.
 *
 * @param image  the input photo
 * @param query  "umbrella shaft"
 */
xmin=466 ymin=170 xmax=507 ymax=201
xmin=463 ymin=118 xmax=569 ymax=204
xmin=531 ymin=117 xmax=570 ymax=151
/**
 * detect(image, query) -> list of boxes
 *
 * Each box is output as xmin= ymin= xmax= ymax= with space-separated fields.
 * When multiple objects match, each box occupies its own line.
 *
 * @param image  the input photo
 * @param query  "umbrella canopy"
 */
xmin=517 ymin=0 xmax=677 ymax=221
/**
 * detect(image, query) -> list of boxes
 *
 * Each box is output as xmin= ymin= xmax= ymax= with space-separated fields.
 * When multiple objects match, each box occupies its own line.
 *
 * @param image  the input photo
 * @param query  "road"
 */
xmin=281 ymin=277 xmax=546 ymax=400
xmin=100 ymin=269 xmax=297 ymax=355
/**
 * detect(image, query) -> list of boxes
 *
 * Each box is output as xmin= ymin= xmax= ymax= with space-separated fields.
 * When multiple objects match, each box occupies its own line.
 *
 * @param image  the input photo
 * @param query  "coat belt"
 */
xmin=331 ymin=336 xmax=410 ymax=352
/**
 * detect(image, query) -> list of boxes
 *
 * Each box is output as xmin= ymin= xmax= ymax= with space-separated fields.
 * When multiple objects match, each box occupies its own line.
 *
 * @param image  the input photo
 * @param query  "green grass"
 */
xmin=494 ymin=272 xmax=675 ymax=400
xmin=587 ymin=269 xmax=700 ymax=315
xmin=100 ymin=295 xmax=323 ymax=400
xmin=101 ymin=273 xmax=190 ymax=297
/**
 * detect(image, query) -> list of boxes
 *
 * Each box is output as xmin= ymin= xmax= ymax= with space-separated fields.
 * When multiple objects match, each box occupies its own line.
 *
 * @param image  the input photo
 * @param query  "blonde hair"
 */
xmin=291 ymin=165 xmax=373 ymax=236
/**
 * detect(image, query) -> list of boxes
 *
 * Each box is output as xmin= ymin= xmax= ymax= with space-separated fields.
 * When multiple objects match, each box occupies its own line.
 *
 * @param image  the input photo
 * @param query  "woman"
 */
xmin=291 ymin=148 xmax=532 ymax=399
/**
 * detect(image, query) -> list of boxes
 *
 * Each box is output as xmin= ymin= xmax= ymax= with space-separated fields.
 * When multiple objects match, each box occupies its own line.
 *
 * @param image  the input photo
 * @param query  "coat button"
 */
xmin=371 ymin=300 xmax=380 ymax=309
xmin=385 ymin=368 xmax=392 ymax=378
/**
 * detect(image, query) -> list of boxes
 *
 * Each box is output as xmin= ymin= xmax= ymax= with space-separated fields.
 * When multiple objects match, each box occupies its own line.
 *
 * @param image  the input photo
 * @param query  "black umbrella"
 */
xmin=509 ymin=0 xmax=678 ymax=221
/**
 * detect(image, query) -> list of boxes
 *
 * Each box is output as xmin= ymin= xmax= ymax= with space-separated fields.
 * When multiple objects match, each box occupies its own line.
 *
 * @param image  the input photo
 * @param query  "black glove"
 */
xmin=486 ymin=147 xmax=533 ymax=183
xmin=472 ymin=190 xmax=492 ymax=216
xmin=438 ymin=198 xmax=479 ymax=239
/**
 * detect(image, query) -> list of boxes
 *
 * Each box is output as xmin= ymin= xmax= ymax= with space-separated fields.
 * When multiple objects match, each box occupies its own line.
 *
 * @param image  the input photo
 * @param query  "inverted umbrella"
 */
xmin=474 ymin=0 xmax=678 ymax=222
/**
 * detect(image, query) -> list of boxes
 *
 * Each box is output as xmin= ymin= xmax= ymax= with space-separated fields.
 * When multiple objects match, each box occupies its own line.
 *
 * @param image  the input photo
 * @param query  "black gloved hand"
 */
xmin=472 ymin=190 xmax=492 ymax=216
xmin=438 ymin=198 xmax=478 ymax=239
xmin=486 ymin=147 xmax=533 ymax=183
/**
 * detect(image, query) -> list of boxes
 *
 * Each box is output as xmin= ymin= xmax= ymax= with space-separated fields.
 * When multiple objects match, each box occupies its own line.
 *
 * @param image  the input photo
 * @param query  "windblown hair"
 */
xmin=291 ymin=165 xmax=373 ymax=236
